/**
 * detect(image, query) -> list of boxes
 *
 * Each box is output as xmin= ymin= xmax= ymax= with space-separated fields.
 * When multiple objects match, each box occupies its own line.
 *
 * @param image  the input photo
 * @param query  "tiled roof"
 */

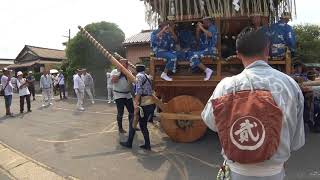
xmin=7 ymin=59 xmax=62 ymax=69
xmin=0 ymin=59 xmax=14 ymax=65
xmin=27 ymin=45 xmax=66 ymax=60
xmin=123 ymin=30 xmax=152 ymax=45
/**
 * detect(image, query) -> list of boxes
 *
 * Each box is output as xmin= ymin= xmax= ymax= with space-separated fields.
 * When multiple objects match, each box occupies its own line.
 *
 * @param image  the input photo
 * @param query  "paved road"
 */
xmin=0 ymin=170 xmax=11 ymax=180
xmin=0 ymin=95 xmax=319 ymax=180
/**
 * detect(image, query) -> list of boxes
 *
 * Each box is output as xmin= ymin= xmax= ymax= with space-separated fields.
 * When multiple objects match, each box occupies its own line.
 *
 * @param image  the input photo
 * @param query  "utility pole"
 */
xmin=62 ymin=29 xmax=71 ymax=46
xmin=68 ymin=29 xmax=71 ymax=43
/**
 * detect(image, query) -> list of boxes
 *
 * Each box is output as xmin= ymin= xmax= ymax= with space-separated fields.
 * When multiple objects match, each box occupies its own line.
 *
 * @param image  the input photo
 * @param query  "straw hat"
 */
xmin=17 ymin=71 xmax=23 ymax=76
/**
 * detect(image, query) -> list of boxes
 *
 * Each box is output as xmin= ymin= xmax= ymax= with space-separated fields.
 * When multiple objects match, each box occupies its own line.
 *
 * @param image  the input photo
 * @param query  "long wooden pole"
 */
xmin=78 ymin=26 xmax=136 ymax=82
xmin=78 ymin=25 xmax=166 ymax=111
xmin=113 ymin=52 xmax=136 ymax=70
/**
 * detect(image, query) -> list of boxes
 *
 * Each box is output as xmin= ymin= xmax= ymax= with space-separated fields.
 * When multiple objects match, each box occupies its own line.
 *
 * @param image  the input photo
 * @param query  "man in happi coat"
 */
xmin=151 ymin=21 xmax=178 ymax=81
xmin=270 ymin=12 xmax=296 ymax=58
xmin=189 ymin=17 xmax=217 ymax=81
xmin=120 ymin=64 xmax=154 ymax=150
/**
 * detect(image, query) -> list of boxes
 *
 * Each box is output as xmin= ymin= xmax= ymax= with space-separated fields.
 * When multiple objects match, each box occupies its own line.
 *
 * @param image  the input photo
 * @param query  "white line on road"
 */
xmin=53 ymin=107 xmax=120 ymax=116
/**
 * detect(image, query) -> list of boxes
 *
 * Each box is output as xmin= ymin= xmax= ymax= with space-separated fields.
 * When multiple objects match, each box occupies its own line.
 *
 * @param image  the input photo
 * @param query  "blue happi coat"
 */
xmin=199 ymin=24 xmax=218 ymax=52
xmin=270 ymin=20 xmax=296 ymax=57
xmin=151 ymin=29 xmax=177 ymax=72
xmin=189 ymin=24 xmax=218 ymax=70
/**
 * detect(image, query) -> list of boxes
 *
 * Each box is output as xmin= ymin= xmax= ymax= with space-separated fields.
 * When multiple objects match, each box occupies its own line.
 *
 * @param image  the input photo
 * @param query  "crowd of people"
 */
xmin=291 ymin=62 xmax=320 ymax=133
xmin=0 ymin=68 xmax=68 ymax=115
xmin=151 ymin=13 xmax=296 ymax=81
xmin=0 ymin=65 xmax=134 ymax=116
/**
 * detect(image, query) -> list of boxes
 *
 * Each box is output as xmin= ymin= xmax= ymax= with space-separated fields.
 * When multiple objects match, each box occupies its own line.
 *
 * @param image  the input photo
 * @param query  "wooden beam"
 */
xmin=150 ymin=57 xmax=155 ymax=81
xmin=269 ymin=61 xmax=286 ymax=65
xmin=216 ymin=17 xmax=222 ymax=58
xmin=285 ymin=49 xmax=292 ymax=74
xmin=302 ymin=81 xmax=320 ymax=87
xmin=215 ymin=17 xmax=222 ymax=80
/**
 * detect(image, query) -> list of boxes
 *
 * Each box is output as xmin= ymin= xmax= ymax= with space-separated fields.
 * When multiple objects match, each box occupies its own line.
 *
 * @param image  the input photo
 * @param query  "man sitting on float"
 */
xmin=188 ymin=17 xmax=217 ymax=81
xmin=151 ymin=21 xmax=178 ymax=81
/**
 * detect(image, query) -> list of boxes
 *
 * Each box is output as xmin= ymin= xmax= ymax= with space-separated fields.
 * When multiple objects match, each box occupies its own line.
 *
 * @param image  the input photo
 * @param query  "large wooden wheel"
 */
xmin=160 ymin=95 xmax=207 ymax=143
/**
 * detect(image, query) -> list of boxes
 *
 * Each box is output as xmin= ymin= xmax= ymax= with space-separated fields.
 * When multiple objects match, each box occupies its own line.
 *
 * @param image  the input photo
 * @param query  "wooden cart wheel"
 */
xmin=160 ymin=95 xmax=207 ymax=143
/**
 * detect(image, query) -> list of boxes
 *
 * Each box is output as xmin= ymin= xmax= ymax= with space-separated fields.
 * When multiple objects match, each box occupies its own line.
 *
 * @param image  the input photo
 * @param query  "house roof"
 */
xmin=7 ymin=59 xmax=62 ymax=69
xmin=16 ymin=45 xmax=66 ymax=60
xmin=123 ymin=30 xmax=152 ymax=46
xmin=0 ymin=59 xmax=14 ymax=65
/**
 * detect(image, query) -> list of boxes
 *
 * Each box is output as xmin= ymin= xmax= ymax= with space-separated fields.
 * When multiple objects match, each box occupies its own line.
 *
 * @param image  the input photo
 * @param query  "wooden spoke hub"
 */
xmin=160 ymin=95 xmax=207 ymax=143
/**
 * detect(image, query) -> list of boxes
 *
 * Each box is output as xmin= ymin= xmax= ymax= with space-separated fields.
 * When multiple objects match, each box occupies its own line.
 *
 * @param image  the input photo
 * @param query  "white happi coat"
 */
xmin=202 ymin=60 xmax=305 ymax=177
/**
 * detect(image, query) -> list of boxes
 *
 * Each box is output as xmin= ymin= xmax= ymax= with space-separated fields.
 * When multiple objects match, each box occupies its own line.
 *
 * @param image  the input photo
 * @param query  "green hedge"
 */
xmin=34 ymin=72 xmax=41 ymax=81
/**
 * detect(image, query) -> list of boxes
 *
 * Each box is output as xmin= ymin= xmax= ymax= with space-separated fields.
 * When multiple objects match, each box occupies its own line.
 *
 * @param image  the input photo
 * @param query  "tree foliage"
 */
xmin=294 ymin=24 xmax=320 ymax=63
xmin=64 ymin=21 xmax=125 ymax=95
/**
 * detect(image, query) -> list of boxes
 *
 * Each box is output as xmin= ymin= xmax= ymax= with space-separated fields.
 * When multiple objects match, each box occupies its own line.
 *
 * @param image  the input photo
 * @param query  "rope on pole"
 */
xmin=77 ymin=26 xmax=136 ymax=83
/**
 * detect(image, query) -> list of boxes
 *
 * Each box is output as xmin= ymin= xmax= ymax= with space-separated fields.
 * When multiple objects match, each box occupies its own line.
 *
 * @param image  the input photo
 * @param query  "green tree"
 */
xmin=294 ymin=24 xmax=320 ymax=63
xmin=65 ymin=21 xmax=125 ymax=95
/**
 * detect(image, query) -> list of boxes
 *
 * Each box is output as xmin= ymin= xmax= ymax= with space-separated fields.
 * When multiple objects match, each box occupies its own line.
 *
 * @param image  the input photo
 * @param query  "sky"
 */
xmin=0 ymin=0 xmax=319 ymax=59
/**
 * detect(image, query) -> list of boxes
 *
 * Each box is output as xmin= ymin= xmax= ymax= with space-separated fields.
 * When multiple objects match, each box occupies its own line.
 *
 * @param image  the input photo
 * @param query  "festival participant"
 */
xmin=291 ymin=62 xmax=308 ymax=82
xmin=151 ymin=21 xmax=177 ymax=81
xmin=57 ymin=70 xmax=67 ymax=100
xmin=202 ymin=29 xmax=304 ymax=179
xmin=40 ymin=70 xmax=53 ymax=107
xmin=73 ymin=69 xmax=85 ymax=111
xmin=111 ymin=59 xmax=134 ymax=133
xmin=292 ymin=62 xmax=317 ymax=132
xmin=120 ymin=64 xmax=154 ymax=150
xmin=10 ymin=71 xmax=17 ymax=93
xmin=82 ymin=69 xmax=95 ymax=104
xmin=189 ymin=17 xmax=216 ymax=81
xmin=270 ymin=12 xmax=296 ymax=58
xmin=51 ymin=73 xmax=57 ymax=99
xmin=17 ymin=71 xmax=31 ymax=113
xmin=1 ymin=68 xmax=14 ymax=116
xmin=241 ymin=15 xmax=271 ymax=38
xmin=26 ymin=71 xmax=36 ymax=101
xmin=106 ymin=71 xmax=114 ymax=103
